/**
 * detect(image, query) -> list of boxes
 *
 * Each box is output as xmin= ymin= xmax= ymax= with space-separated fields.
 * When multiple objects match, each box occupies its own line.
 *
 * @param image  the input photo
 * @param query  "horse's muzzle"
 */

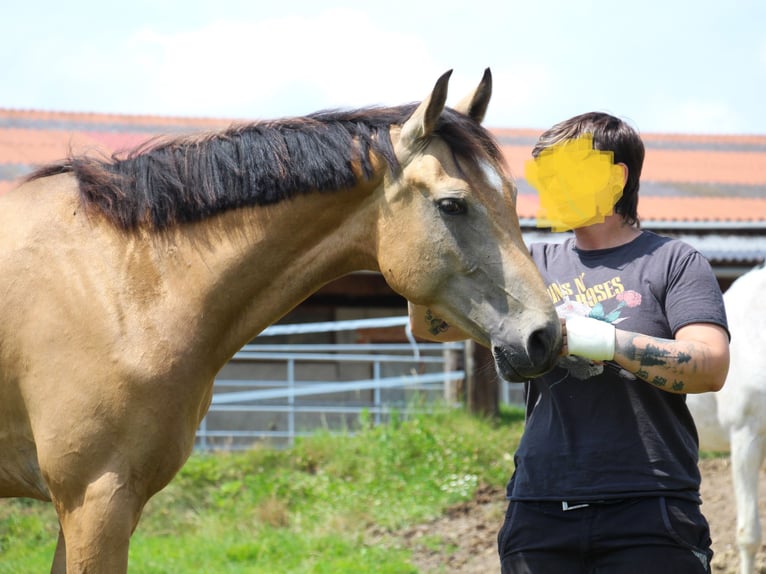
xmin=492 ymin=320 xmax=562 ymax=382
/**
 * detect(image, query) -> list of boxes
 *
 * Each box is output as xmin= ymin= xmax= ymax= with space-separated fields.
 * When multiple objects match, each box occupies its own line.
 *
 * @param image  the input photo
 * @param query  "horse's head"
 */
xmin=376 ymin=69 xmax=562 ymax=382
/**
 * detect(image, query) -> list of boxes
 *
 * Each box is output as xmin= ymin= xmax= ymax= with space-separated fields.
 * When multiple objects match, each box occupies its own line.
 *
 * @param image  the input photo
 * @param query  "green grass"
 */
xmin=698 ymin=449 xmax=730 ymax=460
xmin=0 ymin=405 xmax=525 ymax=573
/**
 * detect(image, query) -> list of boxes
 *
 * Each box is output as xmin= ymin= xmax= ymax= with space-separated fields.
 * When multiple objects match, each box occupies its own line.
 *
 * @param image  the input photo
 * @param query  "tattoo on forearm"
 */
xmin=650 ymin=376 xmax=686 ymax=391
xmin=639 ymin=343 xmax=670 ymax=367
xmin=651 ymin=375 xmax=667 ymax=387
xmin=625 ymin=336 xmax=691 ymax=392
xmin=424 ymin=309 xmax=449 ymax=336
xmin=634 ymin=341 xmax=693 ymax=367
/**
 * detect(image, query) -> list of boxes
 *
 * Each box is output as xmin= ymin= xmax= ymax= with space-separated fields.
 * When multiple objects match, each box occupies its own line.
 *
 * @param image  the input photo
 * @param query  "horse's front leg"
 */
xmin=729 ymin=424 xmax=765 ymax=574
xmin=50 ymin=471 xmax=145 ymax=574
xmin=51 ymin=525 xmax=66 ymax=574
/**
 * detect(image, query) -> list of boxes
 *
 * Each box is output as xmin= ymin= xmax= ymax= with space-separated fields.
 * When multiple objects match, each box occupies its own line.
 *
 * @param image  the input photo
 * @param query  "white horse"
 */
xmin=687 ymin=264 xmax=766 ymax=574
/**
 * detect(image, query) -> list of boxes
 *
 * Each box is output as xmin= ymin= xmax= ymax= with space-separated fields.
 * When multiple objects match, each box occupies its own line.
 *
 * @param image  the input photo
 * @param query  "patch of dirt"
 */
xmin=401 ymin=459 xmax=766 ymax=573
xmin=700 ymin=458 xmax=766 ymax=573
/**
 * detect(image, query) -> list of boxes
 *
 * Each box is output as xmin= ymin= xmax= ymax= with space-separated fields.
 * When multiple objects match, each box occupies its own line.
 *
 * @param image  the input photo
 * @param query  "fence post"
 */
xmin=466 ymin=341 xmax=499 ymax=416
xmin=199 ymin=416 xmax=208 ymax=450
xmin=287 ymin=358 xmax=295 ymax=445
xmin=373 ymin=360 xmax=382 ymax=425
xmin=443 ymin=344 xmax=463 ymax=405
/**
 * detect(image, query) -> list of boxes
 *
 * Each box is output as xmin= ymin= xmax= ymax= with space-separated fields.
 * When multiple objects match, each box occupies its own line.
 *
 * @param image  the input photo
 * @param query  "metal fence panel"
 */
xmin=195 ymin=317 xmax=468 ymax=450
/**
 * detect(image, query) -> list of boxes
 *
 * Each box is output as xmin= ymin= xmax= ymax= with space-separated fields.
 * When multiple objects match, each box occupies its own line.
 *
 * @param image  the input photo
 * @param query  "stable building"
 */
xmin=2 ymin=108 xmax=764 ymax=426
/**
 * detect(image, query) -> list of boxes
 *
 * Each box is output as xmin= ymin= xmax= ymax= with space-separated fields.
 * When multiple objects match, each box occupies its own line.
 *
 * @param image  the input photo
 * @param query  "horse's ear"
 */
xmin=453 ymin=68 xmax=492 ymax=123
xmin=396 ymin=70 xmax=452 ymax=159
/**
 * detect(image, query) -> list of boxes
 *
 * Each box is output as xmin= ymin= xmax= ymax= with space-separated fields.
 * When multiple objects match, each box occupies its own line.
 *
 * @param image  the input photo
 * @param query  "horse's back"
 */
xmin=0 ymin=171 xmax=81 ymax=233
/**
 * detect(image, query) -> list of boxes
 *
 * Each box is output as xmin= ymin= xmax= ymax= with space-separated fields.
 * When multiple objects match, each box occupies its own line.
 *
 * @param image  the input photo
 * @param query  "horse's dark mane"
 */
xmin=25 ymin=105 xmax=505 ymax=230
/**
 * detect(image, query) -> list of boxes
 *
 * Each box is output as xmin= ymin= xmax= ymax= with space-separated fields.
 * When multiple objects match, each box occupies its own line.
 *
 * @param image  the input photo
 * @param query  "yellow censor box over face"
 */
xmin=524 ymin=134 xmax=625 ymax=232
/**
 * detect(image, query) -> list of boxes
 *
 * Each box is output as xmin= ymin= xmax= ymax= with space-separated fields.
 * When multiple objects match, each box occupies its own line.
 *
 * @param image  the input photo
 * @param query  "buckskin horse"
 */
xmin=0 ymin=69 xmax=561 ymax=572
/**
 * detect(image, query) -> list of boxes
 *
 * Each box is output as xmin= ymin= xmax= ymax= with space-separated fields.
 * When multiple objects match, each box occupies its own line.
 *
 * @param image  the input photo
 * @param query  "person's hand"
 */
xmin=564 ymin=316 xmax=616 ymax=361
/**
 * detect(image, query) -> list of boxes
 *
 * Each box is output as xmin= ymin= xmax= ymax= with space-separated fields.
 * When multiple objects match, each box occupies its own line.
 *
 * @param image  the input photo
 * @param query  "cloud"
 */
xmin=1 ymin=7 xmax=500 ymax=121
xmin=653 ymin=99 xmax=743 ymax=134
xmin=116 ymin=9 xmax=449 ymax=118
xmin=482 ymin=64 xmax=554 ymax=128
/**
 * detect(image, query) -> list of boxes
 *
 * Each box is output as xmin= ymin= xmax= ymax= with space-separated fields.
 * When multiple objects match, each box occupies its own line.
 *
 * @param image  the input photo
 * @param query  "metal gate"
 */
xmin=195 ymin=317 xmax=467 ymax=450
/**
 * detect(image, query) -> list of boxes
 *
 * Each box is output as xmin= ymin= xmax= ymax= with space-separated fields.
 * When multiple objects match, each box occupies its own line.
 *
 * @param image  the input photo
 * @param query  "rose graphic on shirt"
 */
xmin=589 ymin=290 xmax=642 ymax=323
xmin=555 ymin=297 xmax=591 ymax=319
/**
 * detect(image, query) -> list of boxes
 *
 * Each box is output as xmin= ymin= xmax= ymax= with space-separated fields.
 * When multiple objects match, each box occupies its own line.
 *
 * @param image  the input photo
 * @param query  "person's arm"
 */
xmin=407 ymin=302 xmax=469 ymax=342
xmin=612 ymin=323 xmax=729 ymax=394
xmin=565 ymin=316 xmax=729 ymax=394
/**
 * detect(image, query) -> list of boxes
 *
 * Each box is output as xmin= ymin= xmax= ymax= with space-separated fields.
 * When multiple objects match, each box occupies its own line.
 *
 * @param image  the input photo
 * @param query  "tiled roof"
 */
xmin=0 ymin=109 xmax=231 ymax=196
xmin=2 ymin=108 xmax=765 ymax=225
xmin=496 ymin=131 xmax=766 ymax=223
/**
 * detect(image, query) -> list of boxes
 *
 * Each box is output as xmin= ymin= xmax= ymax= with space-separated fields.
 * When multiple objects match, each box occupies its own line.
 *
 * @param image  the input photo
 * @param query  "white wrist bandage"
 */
xmin=565 ymin=316 xmax=616 ymax=361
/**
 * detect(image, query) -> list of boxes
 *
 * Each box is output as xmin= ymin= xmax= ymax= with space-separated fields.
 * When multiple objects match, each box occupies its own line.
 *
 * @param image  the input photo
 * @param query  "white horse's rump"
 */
xmin=687 ymin=264 xmax=766 ymax=574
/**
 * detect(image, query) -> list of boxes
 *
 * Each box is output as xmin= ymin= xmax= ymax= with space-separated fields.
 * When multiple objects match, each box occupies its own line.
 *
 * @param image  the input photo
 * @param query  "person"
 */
xmin=409 ymin=112 xmax=730 ymax=574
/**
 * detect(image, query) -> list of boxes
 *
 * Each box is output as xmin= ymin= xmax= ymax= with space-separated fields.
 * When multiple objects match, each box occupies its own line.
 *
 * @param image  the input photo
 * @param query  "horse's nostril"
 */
xmin=492 ymin=320 xmax=561 ymax=381
xmin=526 ymin=321 xmax=560 ymax=367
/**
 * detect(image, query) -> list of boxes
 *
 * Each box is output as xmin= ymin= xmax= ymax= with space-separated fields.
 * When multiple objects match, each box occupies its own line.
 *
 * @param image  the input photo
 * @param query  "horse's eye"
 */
xmin=437 ymin=197 xmax=467 ymax=216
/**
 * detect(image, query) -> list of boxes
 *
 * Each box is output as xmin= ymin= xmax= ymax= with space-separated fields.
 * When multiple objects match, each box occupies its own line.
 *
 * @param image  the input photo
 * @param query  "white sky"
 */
xmin=1 ymin=0 xmax=764 ymax=135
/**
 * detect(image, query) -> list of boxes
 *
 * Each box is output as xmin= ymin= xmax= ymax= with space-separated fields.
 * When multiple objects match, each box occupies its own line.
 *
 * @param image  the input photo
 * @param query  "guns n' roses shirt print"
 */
xmin=508 ymin=231 xmax=728 ymax=502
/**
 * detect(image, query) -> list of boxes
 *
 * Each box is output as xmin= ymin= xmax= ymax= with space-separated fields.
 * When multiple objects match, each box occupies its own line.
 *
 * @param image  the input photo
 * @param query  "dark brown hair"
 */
xmin=532 ymin=112 xmax=645 ymax=226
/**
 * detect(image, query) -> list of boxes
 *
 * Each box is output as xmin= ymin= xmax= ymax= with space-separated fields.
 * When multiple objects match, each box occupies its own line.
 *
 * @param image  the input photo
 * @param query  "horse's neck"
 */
xmin=170 ymin=186 xmax=380 ymax=364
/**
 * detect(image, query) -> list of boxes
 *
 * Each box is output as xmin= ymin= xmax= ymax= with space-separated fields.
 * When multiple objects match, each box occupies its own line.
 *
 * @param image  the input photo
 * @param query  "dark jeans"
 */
xmin=497 ymin=497 xmax=713 ymax=574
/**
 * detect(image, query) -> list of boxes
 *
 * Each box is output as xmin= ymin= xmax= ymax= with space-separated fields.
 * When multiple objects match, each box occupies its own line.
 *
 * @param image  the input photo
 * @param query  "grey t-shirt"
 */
xmin=507 ymin=231 xmax=728 ymax=503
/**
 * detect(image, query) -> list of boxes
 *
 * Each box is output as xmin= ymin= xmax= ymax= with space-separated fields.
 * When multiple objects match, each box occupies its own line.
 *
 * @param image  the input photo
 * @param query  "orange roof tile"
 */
xmin=501 ymin=143 xmax=766 ymax=186
xmin=1 ymin=109 xmax=765 ymax=224
xmin=642 ymin=149 xmax=766 ymax=185
xmin=499 ymin=144 xmax=532 ymax=179
xmin=0 ymin=128 xmax=133 ymax=164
